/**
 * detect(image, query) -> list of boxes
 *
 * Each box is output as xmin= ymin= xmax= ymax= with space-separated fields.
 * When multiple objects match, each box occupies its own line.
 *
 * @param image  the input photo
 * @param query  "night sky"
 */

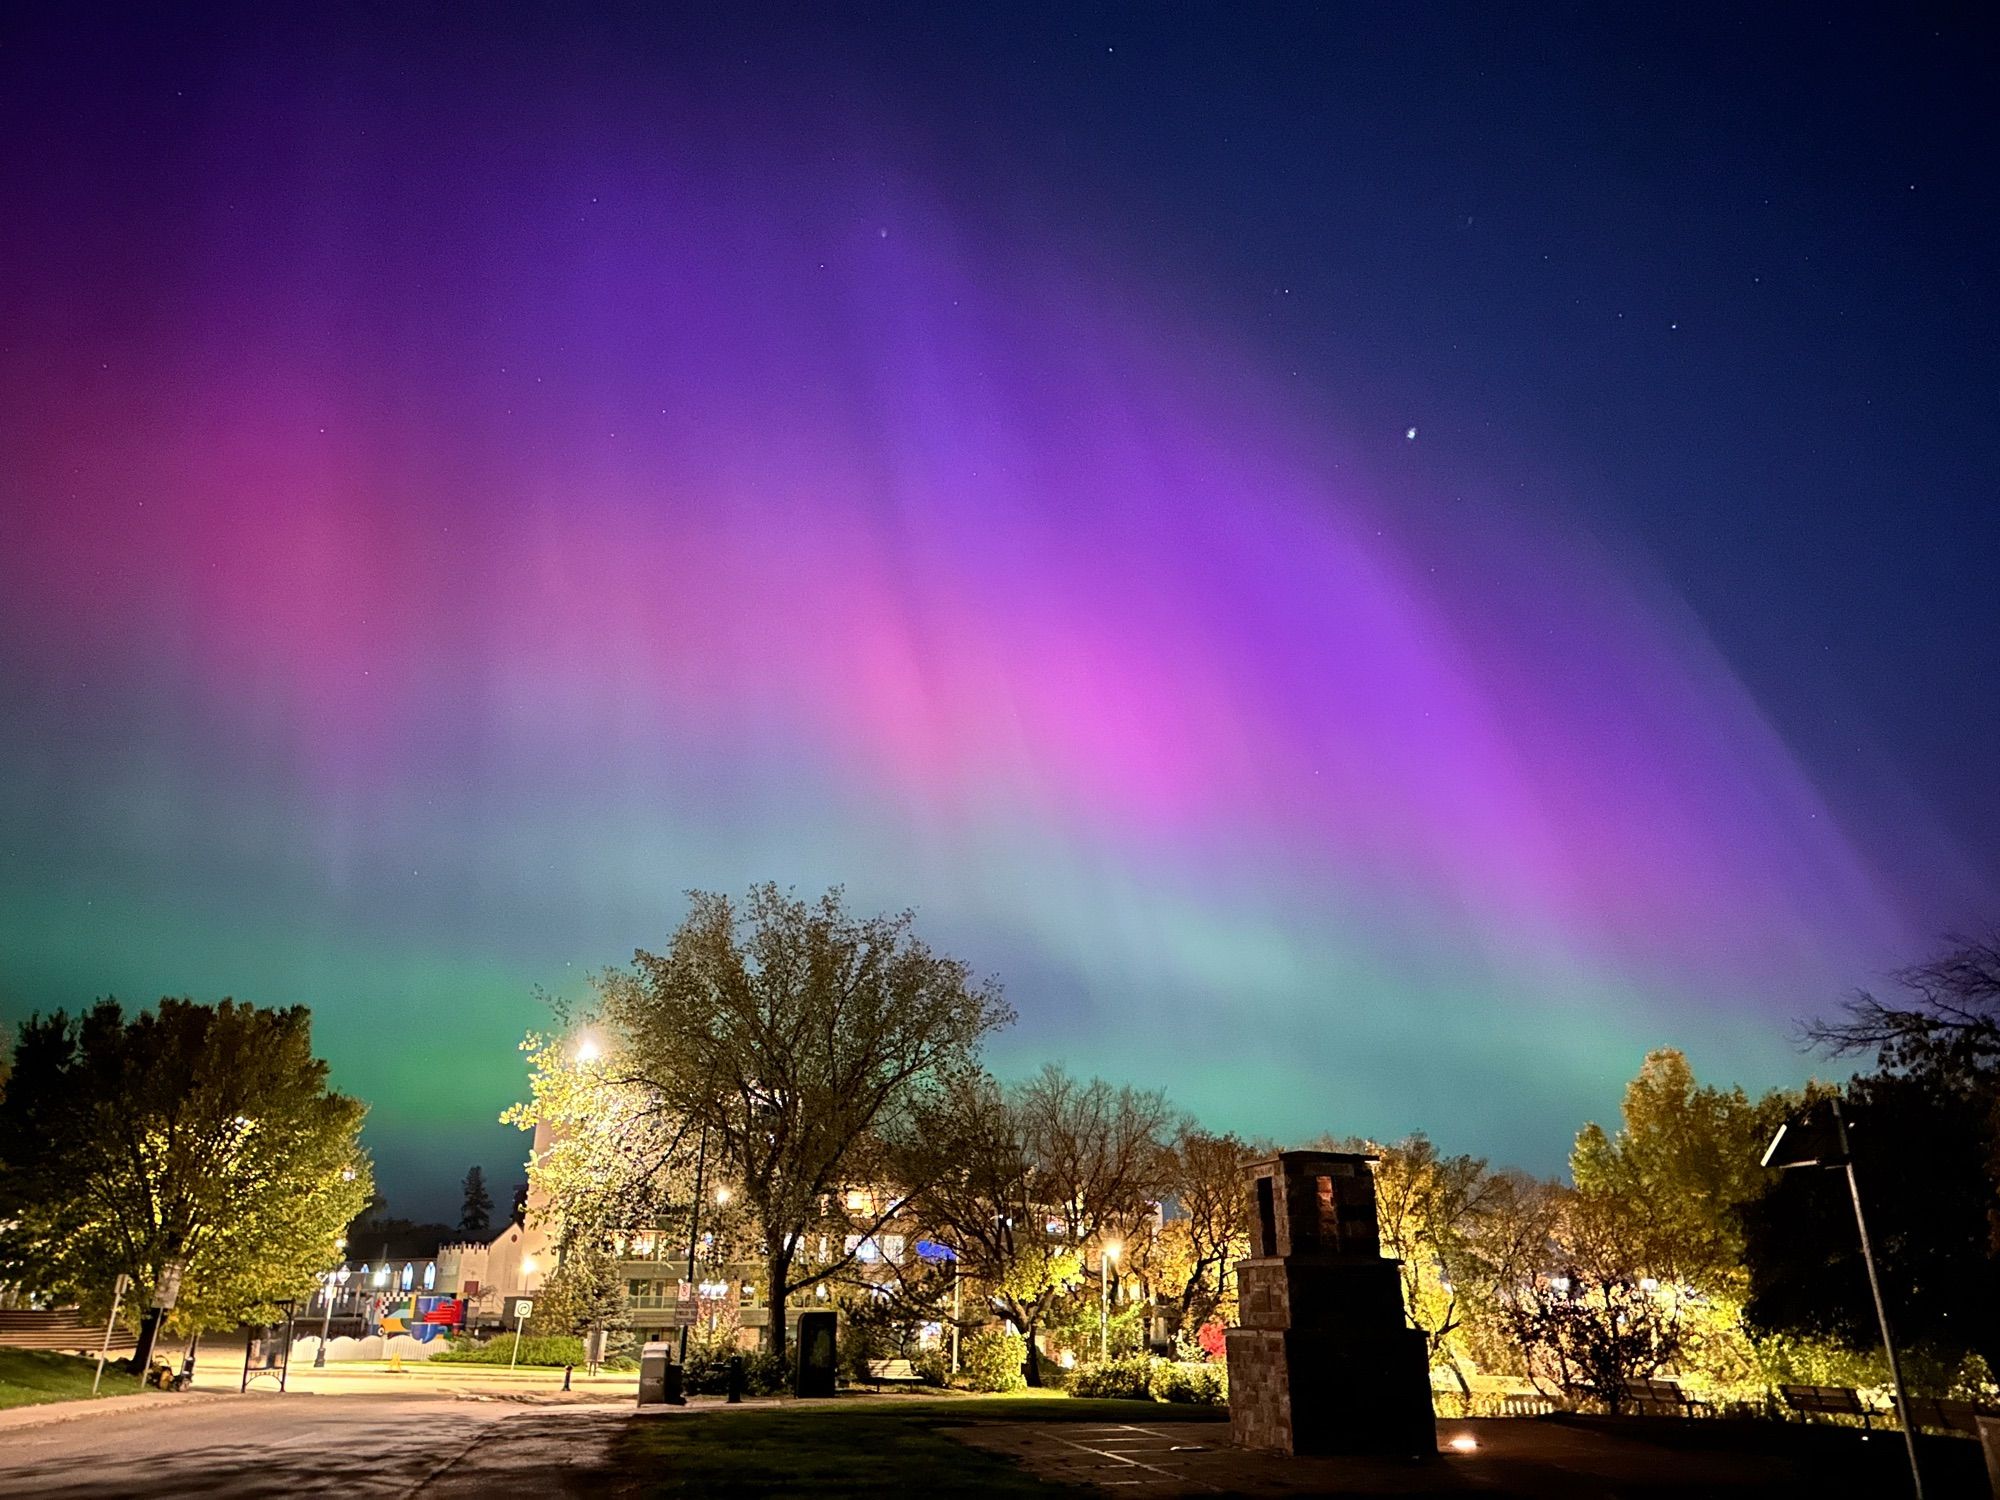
xmin=3 ymin=5 xmax=1995 ymax=1219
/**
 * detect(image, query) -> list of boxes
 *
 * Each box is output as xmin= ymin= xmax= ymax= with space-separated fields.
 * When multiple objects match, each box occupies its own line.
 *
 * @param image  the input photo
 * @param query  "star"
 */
xmin=1405 ymin=427 xmax=1418 ymax=441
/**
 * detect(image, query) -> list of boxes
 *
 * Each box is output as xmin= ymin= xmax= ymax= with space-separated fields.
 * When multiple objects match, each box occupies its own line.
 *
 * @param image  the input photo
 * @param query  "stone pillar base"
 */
xmin=1226 ymin=1326 xmax=1434 ymax=1457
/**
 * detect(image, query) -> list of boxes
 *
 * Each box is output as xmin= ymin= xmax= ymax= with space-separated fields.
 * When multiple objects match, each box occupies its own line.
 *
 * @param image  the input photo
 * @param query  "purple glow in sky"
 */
xmin=2 ymin=8 xmax=1992 ymax=1210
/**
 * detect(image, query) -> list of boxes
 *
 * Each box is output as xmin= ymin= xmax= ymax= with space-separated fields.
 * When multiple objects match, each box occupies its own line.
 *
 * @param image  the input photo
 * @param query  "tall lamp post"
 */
xmin=1100 ymin=1242 xmax=1121 ymax=1362
xmin=1762 ymin=1098 xmax=1923 ymax=1499
xmin=678 ymin=1121 xmax=710 ymax=1364
xmin=313 ymin=1246 xmax=350 ymax=1367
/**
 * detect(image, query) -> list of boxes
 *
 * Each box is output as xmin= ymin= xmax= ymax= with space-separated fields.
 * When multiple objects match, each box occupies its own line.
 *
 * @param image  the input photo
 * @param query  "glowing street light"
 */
xmin=714 ymin=1186 xmax=732 ymax=1205
xmin=574 ymin=1034 xmax=602 ymax=1064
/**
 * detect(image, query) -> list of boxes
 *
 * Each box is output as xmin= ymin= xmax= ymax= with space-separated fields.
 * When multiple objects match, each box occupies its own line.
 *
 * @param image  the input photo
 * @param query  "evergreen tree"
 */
xmin=459 ymin=1166 xmax=494 ymax=1239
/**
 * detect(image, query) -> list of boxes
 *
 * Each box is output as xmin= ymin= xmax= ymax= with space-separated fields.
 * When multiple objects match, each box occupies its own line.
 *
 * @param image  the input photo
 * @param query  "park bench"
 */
xmin=1781 ymin=1383 xmax=1874 ymax=1429
xmin=862 ymin=1357 xmax=923 ymax=1387
xmin=0 ymin=1309 xmax=135 ymax=1355
xmin=1617 ymin=1377 xmax=1707 ymax=1417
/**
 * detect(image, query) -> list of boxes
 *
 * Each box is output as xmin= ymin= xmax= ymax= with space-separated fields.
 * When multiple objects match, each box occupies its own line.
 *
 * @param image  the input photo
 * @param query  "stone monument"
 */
xmin=794 ymin=1308 xmax=837 ymax=1398
xmin=1225 ymin=1150 xmax=1435 ymax=1457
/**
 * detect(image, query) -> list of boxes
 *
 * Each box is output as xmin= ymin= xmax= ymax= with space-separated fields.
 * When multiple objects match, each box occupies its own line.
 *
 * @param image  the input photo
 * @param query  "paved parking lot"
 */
xmin=949 ymin=1415 xmax=1991 ymax=1497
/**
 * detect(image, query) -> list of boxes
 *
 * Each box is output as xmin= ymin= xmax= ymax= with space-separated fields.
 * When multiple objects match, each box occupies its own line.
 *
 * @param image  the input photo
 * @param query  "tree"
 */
xmin=1745 ymin=932 xmax=2000 ymax=1384
xmin=1455 ymin=1168 xmax=1565 ymax=1379
xmin=1505 ymin=1189 xmax=1690 ymax=1412
xmin=1565 ymin=1050 xmax=1802 ymax=1397
xmin=459 ymin=1167 xmax=494 ymax=1239
xmin=1569 ymin=1049 xmax=1794 ymax=1295
xmin=597 ymin=885 xmax=1013 ymax=1363
xmin=530 ymin=1232 xmax=629 ymax=1370
xmin=505 ymin=1025 xmax=701 ymax=1249
xmin=1742 ymin=1070 xmax=2000 ymax=1382
xmin=1361 ymin=1135 xmax=1512 ymax=1389
xmin=903 ymin=1064 xmax=1172 ymax=1385
xmin=1803 ymin=930 xmax=2000 ymax=1254
xmin=1150 ymin=1125 xmax=1253 ymax=1338
xmin=0 ymin=998 xmax=371 ymax=1369
xmin=1803 ymin=930 xmax=2000 ymax=1076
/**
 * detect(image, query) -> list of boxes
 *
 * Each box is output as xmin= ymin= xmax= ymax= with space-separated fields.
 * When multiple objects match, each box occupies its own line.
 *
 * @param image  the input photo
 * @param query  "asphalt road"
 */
xmin=0 ymin=1394 xmax=631 ymax=1499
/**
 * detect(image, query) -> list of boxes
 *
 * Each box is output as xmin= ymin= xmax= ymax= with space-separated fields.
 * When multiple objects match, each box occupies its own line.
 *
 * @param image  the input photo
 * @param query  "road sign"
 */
xmin=151 ymin=1259 xmax=184 ymax=1310
xmin=514 ymin=1299 xmax=534 ymax=1321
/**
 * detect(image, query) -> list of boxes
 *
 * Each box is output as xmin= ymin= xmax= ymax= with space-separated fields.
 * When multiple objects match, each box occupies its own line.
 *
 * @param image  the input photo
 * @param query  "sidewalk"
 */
xmin=0 ymin=1389 xmax=233 ymax=1433
xmin=187 ymin=1359 xmax=639 ymax=1400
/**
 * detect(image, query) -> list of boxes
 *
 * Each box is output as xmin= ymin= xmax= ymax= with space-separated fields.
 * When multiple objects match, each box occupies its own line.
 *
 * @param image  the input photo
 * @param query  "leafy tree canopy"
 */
xmin=1570 ymin=1048 xmax=1795 ymax=1295
xmin=0 ymin=997 xmax=371 ymax=1333
xmin=588 ymin=884 xmax=1012 ymax=1360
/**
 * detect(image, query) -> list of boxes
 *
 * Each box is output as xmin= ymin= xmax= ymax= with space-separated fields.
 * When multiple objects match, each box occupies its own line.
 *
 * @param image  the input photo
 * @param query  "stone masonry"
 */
xmin=1225 ymin=1150 xmax=1435 ymax=1457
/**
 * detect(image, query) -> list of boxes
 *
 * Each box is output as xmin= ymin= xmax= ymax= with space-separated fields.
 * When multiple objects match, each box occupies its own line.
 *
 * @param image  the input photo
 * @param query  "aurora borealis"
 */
xmin=3 ymin=7 xmax=1995 ymax=1214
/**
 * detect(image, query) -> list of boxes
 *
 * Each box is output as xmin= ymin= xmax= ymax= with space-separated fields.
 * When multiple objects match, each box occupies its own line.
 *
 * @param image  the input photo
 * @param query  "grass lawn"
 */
xmin=0 ymin=1348 xmax=150 ymax=1410
xmin=612 ymin=1392 xmax=1224 ymax=1498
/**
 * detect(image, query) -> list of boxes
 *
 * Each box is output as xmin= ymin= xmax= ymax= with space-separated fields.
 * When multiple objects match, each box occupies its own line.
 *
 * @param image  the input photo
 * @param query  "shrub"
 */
xmin=744 ymin=1349 xmax=788 ymax=1395
xmin=910 ymin=1347 xmax=951 ymax=1387
xmin=1070 ymin=1356 xmax=1155 ymax=1400
xmin=961 ymin=1329 xmax=1027 ymax=1393
xmin=679 ymin=1347 xmax=734 ymax=1395
xmin=679 ymin=1345 xmax=788 ymax=1395
xmin=1196 ymin=1322 xmax=1229 ymax=1362
xmin=1150 ymin=1360 xmax=1227 ymax=1406
xmin=429 ymin=1334 xmax=587 ymax=1367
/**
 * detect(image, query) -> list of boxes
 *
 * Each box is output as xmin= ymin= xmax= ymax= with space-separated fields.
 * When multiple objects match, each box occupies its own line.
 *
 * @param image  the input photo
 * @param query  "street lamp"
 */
xmin=1100 ymin=1242 xmax=1121 ymax=1362
xmin=1763 ymin=1098 xmax=1923 ymax=1498
xmin=574 ymin=1034 xmax=602 ymax=1064
xmin=714 ymin=1186 xmax=732 ymax=1205
xmin=314 ymin=1241 xmax=350 ymax=1368
xmin=679 ymin=1121 xmax=712 ymax=1364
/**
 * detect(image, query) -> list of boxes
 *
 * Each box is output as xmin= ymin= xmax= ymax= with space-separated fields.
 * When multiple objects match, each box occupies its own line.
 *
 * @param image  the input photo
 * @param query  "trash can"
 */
xmin=638 ymin=1341 xmax=672 ymax=1406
